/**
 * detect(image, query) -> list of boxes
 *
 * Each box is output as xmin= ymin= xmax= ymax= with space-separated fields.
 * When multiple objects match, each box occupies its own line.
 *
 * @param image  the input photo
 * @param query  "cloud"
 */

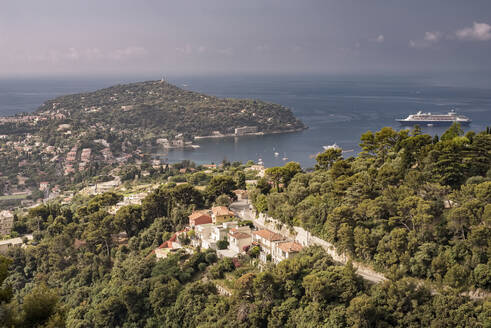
xmin=176 ymin=44 xmax=193 ymax=55
xmin=24 ymin=46 xmax=148 ymax=64
xmin=456 ymin=22 xmax=491 ymax=41
xmin=369 ymin=34 xmax=384 ymax=43
xmin=424 ymin=31 xmax=441 ymax=42
xmin=110 ymin=46 xmax=148 ymax=60
xmin=409 ymin=31 xmax=441 ymax=48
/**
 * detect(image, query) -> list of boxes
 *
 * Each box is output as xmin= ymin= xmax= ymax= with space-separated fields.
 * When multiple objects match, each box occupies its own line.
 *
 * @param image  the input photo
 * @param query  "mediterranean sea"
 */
xmin=1 ymin=74 xmax=490 ymax=168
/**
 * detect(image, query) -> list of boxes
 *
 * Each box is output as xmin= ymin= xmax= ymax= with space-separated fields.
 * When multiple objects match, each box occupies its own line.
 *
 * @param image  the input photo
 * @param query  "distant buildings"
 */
xmin=0 ymin=210 xmax=14 ymax=236
xmin=234 ymin=126 xmax=258 ymax=136
xmin=188 ymin=210 xmax=213 ymax=227
xmin=39 ymin=181 xmax=49 ymax=191
xmin=272 ymin=241 xmax=303 ymax=263
xmin=211 ymin=206 xmax=235 ymax=224
xmin=252 ymin=229 xmax=285 ymax=262
xmin=0 ymin=235 xmax=33 ymax=254
xmin=252 ymin=229 xmax=303 ymax=263
xmin=151 ymin=205 xmax=303 ymax=265
xmin=228 ymin=228 xmax=252 ymax=253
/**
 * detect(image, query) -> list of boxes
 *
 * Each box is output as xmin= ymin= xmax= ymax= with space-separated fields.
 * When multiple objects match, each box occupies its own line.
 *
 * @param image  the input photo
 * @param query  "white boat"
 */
xmin=323 ymin=143 xmax=341 ymax=151
xmin=282 ymin=157 xmax=288 ymax=161
xmin=274 ymin=152 xmax=279 ymax=157
xmin=396 ymin=109 xmax=471 ymax=126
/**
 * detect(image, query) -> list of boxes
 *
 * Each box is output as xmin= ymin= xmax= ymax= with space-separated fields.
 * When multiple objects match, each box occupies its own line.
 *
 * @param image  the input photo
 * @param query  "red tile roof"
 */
xmin=211 ymin=206 xmax=234 ymax=217
xmin=277 ymin=241 xmax=303 ymax=253
xmin=252 ymin=229 xmax=284 ymax=241
xmin=229 ymin=231 xmax=251 ymax=240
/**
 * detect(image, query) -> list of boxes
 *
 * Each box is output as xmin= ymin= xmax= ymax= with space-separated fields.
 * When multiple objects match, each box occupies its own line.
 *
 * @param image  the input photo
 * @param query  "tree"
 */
xmin=316 ymin=148 xmax=342 ymax=170
xmin=0 ymin=256 xmax=13 ymax=304
xmin=215 ymin=194 xmax=232 ymax=207
xmin=142 ymin=187 xmax=171 ymax=222
xmin=265 ymin=167 xmax=284 ymax=191
xmin=281 ymin=162 xmax=302 ymax=186
xmin=171 ymin=183 xmax=204 ymax=208
xmin=346 ymin=294 xmax=378 ymax=328
xmin=206 ymin=175 xmax=237 ymax=203
xmin=256 ymin=177 xmax=271 ymax=194
xmin=115 ymin=205 xmax=143 ymax=237
xmin=235 ymin=171 xmax=246 ymax=189
xmin=441 ymin=122 xmax=464 ymax=141
xmin=21 ymin=284 xmax=62 ymax=327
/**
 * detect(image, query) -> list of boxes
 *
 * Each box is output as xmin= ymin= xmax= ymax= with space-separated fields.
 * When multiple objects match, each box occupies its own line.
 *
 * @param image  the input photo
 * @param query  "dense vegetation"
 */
xmin=251 ymin=124 xmax=491 ymax=291
xmin=0 ymin=124 xmax=489 ymax=327
xmin=36 ymin=80 xmax=304 ymax=140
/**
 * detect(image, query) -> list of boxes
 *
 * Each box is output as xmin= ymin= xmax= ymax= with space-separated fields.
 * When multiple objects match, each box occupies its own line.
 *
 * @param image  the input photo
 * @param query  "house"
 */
xmin=193 ymin=221 xmax=239 ymax=250
xmin=211 ymin=222 xmax=238 ymax=244
xmin=272 ymin=241 xmax=303 ymax=263
xmin=154 ymin=229 xmax=188 ymax=259
xmin=252 ymin=229 xmax=285 ymax=262
xmin=0 ymin=235 xmax=33 ymax=254
xmin=0 ymin=210 xmax=14 ymax=236
xmin=193 ymin=223 xmax=215 ymax=249
xmin=211 ymin=206 xmax=235 ymax=224
xmin=188 ymin=210 xmax=212 ymax=227
xmin=228 ymin=228 xmax=252 ymax=253
xmin=39 ymin=181 xmax=49 ymax=191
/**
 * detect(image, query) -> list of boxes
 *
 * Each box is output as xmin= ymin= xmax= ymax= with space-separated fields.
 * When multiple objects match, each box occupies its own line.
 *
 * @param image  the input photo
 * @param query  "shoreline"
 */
xmin=194 ymin=127 xmax=307 ymax=140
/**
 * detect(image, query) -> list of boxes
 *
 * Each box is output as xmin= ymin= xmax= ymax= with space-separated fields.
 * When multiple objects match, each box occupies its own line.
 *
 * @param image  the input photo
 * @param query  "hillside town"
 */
xmin=153 ymin=201 xmax=304 ymax=264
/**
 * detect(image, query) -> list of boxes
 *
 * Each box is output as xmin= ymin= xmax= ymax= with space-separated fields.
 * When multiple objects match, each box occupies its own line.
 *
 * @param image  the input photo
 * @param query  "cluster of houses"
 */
xmin=79 ymin=148 xmax=92 ymax=171
xmin=153 ymin=203 xmax=304 ymax=264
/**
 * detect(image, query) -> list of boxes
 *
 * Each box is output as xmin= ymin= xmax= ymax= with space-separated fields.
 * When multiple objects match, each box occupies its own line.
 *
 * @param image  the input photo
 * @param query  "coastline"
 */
xmin=194 ymin=127 xmax=307 ymax=140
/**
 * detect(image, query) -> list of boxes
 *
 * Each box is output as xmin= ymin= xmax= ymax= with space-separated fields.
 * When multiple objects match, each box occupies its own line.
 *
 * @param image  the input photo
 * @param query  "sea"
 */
xmin=1 ymin=74 xmax=490 ymax=168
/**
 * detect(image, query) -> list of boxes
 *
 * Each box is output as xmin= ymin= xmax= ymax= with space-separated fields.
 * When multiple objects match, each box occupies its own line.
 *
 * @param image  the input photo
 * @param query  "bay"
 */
xmin=1 ymin=74 xmax=490 ymax=168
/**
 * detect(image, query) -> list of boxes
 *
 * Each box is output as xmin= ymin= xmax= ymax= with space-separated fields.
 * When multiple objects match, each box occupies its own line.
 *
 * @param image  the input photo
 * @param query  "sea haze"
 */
xmin=1 ymin=74 xmax=490 ymax=168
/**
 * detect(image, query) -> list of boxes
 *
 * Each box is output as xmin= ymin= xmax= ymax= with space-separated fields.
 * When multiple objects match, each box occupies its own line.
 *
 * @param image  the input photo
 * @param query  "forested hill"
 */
xmin=36 ymin=80 xmax=305 ymax=138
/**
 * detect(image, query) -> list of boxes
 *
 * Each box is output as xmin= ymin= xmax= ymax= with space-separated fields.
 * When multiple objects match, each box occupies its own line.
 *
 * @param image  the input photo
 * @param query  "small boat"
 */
xmin=427 ymin=123 xmax=434 ymax=127
xmin=282 ymin=157 xmax=288 ymax=161
xmin=274 ymin=152 xmax=279 ymax=157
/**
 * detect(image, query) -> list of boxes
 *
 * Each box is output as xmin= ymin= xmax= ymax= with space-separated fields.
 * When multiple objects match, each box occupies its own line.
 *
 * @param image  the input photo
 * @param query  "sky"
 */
xmin=1 ymin=0 xmax=491 ymax=77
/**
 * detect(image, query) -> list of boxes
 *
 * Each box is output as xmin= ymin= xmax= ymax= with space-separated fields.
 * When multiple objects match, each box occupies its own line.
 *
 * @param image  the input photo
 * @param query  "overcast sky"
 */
xmin=1 ymin=0 xmax=491 ymax=77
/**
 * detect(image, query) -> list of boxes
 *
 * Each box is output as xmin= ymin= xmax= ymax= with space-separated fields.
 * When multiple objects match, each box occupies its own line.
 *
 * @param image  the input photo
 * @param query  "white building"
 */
xmin=0 ymin=210 xmax=14 ymax=236
xmin=252 ymin=229 xmax=285 ymax=262
xmin=272 ymin=241 xmax=303 ymax=263
xmin=0 ymin=234 xmax=33 ymax=254
xmin=228 ymin=226 xmax=252 ymax=253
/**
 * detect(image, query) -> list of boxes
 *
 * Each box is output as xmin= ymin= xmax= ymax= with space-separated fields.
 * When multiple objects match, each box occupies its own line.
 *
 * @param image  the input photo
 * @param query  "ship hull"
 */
xmin=397 ymin=120 xmax=471 ymax=126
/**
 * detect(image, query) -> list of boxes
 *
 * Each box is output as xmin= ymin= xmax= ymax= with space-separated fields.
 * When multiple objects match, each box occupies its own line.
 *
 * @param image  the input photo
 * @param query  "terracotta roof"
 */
xmin=277 ymin=241 xmax=303 ymax=253
xmin=252 ymin=229 xmax=284 ymax=241
xmin=189 ymin=210 xmax=211 ymax=220
xmin=211 ymin=206 xmax=234 ymax=217
xmin=229 ymin=231 xmax=251 ymax=240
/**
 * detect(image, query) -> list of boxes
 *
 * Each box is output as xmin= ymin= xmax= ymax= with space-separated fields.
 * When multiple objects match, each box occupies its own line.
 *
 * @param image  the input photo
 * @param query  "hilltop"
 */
xmin=0 ymin=80 xmax=304 ymax=208
xmin=35 ymin=80 xmax=305 ymax=139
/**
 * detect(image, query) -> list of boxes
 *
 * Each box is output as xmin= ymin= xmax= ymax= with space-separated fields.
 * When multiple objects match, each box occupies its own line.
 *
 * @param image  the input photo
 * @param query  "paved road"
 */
xmin=230 ymin=199 xmax=386 ymax=284
xmin=231 ymin=200 xmax=489 ymax=299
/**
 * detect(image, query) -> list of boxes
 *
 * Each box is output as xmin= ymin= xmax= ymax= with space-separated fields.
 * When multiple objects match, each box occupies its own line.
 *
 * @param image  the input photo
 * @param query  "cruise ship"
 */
xmin=396 ymin=110 xmax=471 ymax=126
